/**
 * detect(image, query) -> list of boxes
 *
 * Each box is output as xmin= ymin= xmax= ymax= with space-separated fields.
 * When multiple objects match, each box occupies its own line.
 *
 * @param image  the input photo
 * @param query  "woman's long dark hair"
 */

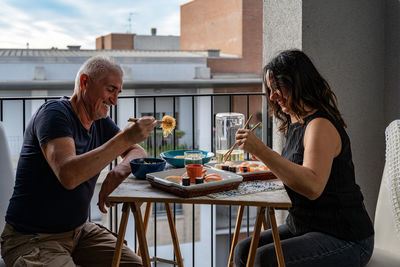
xmin=263 ymin=50 xmax=346 ymax=134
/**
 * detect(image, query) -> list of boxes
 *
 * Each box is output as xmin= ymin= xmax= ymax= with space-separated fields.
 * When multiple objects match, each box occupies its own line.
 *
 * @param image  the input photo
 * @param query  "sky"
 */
xmin=0 ymin=0 xmax=191 ymax=49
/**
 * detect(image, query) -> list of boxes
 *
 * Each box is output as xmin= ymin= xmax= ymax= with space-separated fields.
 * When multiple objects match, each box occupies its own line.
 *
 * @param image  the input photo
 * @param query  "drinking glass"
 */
xmin=184 ymin=151 xmax=203 ymax=166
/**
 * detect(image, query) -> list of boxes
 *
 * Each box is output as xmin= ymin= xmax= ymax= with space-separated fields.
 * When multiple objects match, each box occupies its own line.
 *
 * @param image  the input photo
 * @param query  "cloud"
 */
xmin=0 ymin=0 xmax=192 ymax=49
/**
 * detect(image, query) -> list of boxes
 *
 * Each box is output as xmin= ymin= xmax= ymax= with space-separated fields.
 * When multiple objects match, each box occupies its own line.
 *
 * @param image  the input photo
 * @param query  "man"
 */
xmin=1 ymin=56 xmax=155 ymax=266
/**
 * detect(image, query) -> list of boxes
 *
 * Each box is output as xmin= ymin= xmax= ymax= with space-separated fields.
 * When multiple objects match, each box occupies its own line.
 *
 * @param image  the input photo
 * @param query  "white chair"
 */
xmin=0 ymin=122 xmax=15 ymax=266
xmin=367 ymin=120 xmax=400 ymax=266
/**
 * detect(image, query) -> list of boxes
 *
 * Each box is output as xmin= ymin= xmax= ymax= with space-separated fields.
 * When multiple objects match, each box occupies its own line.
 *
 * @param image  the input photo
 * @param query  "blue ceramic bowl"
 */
xmin=130 ymin=158 xmax=166 ymax=179
xmin=160 ymin=149 xmax=214 ymax=168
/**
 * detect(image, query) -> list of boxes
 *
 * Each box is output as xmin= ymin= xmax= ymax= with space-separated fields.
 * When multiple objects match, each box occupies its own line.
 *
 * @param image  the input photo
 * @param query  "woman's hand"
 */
xmin=235 ymin=129 xmax=266 ymax=156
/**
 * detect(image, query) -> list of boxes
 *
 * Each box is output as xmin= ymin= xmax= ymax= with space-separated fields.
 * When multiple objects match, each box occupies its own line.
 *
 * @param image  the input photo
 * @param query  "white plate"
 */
xmin=205 ymin=161 xmax=267 ymax=172
xmin=205 ymin=161 xmax=275 ymax=181
xmin=146 ymin=167 xmax=243 ymax=191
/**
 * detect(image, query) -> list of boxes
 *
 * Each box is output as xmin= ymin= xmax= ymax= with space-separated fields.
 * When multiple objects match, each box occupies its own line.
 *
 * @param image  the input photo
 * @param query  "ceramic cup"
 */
xmin=185 ymin=164 xmax=203 ymax=184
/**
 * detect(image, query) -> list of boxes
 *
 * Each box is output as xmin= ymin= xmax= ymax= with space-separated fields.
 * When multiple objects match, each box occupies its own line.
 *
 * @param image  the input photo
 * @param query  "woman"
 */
xmin=234 ymin=50 xmax=374 ymax=267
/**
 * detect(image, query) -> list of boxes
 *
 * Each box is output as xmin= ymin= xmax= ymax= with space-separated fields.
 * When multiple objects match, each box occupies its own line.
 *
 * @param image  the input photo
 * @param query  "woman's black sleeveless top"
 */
xmin=281 ymin=109 xmax=374 ymax=241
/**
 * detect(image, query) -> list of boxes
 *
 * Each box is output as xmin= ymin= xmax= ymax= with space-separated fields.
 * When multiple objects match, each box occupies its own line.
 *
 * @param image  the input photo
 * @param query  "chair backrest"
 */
xmin=374 ymin=120 xmax=400 ymax=254
xmin=0 ymin=122 xmax=14 ymax=233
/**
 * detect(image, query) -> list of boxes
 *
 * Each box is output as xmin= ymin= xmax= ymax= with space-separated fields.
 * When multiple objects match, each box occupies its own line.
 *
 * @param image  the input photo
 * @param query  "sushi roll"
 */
xmin=165 ymin=176 xmax=182 ymax=184
xmin=182 ymin=177 xmax=191 ymax=186
xmin=221 ymin=164 xmax=230 ymax=171
xmin=229 ymin=166 xmax=237 ymax=173
xmin=195 ymin=177 xmax=204 ymax=184
xmin=204 ymin=174 xmax=223 ymax=182
xmin=214 ymin=163 xmax=223 ymax=170
xmin=237 ymin=166 xmax=250 ymax=173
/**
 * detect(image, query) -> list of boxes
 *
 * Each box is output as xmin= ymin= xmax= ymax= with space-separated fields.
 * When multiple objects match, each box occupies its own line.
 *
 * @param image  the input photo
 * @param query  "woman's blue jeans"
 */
xmin=234 ymin=224 xmax=374 ymax=267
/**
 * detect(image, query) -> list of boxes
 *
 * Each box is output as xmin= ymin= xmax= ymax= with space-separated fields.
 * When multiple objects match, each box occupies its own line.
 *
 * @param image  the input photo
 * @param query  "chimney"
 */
xmin=67 ymin=45 xmax=81 ymax=51
xmin=151 ymin=28 xmax=157 ymax=36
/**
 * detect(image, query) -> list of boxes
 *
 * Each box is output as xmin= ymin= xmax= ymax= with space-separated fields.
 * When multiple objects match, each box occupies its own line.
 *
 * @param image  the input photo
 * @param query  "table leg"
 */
xmin=112 ymin=203 xmax=130 ymax=267
xmin=131 ymin=202 xmax=151 ymax=267
xmin=262 ymin=209 xmax=269 ymax=230
xmin=138 ymin=202 xmax=152 ymax=257
xmin=246 ymin=206 xmax=266 ymax=267
xmin=268 ymin=208 xmax=285 ymax=267
xmin=165 ymin=203 xmax=184 ymax=267
xmin=227 ymin=205 xmax=245 ymax=267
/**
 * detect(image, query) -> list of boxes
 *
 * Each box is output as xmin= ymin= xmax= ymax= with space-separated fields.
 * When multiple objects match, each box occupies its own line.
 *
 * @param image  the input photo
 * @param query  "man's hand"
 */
xmin=124 ymin=116 xmax=157 ymax=145
xmin=97 ymin=143 xmax=147 ymax=213
xmin=97 ymin=169 xmax=125 ymax=214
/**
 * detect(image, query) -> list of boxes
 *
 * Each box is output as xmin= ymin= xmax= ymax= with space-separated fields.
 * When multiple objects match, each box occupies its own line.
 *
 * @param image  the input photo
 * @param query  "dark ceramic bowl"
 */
xmin=130 ymin=158 xmax=166 ymax=179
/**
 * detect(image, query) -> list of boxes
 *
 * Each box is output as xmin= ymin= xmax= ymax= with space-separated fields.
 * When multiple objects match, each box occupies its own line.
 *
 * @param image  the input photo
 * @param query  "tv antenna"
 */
xmin=128 ymin=12 xmax=137 ymax=33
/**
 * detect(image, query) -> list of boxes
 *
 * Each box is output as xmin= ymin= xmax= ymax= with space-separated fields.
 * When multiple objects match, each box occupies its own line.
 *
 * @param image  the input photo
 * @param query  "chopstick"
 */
xmin=222 ymin=114 xmax=255 ymax=162
xmin=243 ymin=114 xmax=254 ymax=130
xmin=128 ymin=118 xmax=163 ymax=123
xmin=250 ymin=122 xmax=262 ymax=132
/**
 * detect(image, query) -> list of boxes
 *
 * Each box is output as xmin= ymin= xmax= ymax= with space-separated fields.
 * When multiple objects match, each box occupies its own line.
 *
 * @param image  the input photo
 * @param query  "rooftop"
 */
xmin=0 ymin=49 xmax=239 ymax=60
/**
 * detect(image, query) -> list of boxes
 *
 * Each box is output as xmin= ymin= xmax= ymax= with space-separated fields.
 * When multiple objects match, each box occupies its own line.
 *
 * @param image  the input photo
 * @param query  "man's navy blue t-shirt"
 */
xmin=6 ymin=97 xmax=119 ymax=233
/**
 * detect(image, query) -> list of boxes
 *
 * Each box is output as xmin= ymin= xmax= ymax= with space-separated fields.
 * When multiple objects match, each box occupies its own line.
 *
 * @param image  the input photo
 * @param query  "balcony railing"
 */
xmin=0 ymin=80 xmax=273 ymax=266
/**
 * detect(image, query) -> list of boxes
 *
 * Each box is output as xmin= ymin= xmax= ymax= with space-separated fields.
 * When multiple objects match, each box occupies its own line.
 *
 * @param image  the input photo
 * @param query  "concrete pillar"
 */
xmin=263 ymin=0 xmax=385 ymax=220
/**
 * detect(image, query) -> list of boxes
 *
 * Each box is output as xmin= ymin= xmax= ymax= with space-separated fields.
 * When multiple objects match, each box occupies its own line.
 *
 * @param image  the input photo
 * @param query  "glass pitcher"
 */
xmin=215 ymin=113 xmax=245 ymax=162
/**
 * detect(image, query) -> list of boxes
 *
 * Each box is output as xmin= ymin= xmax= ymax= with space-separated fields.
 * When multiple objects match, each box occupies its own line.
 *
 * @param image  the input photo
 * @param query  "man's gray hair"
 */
xmin=74 ymin=55 xmax=123 ymax=92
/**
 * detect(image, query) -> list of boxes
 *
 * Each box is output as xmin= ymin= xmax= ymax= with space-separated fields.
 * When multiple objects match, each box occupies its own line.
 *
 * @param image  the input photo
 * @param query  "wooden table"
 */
xmin=108 ymin=177 xmax=291 ymax=267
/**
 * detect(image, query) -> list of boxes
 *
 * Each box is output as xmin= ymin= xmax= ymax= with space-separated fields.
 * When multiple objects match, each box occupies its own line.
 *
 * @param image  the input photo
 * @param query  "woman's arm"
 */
xmin=236 ymin=118 xmax=341 ymax=200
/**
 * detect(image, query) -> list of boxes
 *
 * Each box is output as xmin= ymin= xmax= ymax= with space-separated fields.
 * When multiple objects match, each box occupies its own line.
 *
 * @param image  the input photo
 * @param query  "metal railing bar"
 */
xmin=134 ymin=97 xmax=137 ymax=119
xmin=0 ymin=92 xmax=264 ymax=101
xmin=154 ymin=202 xmax=157 ymax=267
xmin=134 ymin=96 xmax=138 ymax=253
xmin=22 ymin=100 xmax=26 ymax=134
xmin=211 ymin=95 xmax=214 ymax=153
xmin=229 ymin=95 xmax=232 ymax=112
xmin=119 ymin=92 xmax=263 ymax=99
xmin=192 ymin=95 xmax=195 ymax=149
xmin=173 ymin=203 xmax=176 ymax=264
xmin=153 ymin=97 xmax=157 ymax=158
xmin=192 ymin=204 xmax=195 ymax=267
xmin=246 ymin=95 xmax=250 ymax=160
xmin=109 ymin=207 xmax=113 ymax=232
xmin=0 ymin=78 xmax=262 ymax=90
xmin=0 ymin=96 xmax=60 ymax=101
xmin=114 ymin=205 xmax=118 ymax=233
xmin=109 ymin=106 xmax=113 ymax=171
xmin=211 ymin=204 xmax=214 ymax=267
xmin=114 ymin=104 xmax=118 ymax=167
xmin=229 ymin=206 xmax=232 ymax=251
xmin=173 ymin=96 xmax=176 ymax=150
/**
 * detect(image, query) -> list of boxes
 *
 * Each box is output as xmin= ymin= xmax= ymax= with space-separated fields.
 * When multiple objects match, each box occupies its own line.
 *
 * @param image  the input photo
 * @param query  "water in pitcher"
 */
xmin=216 ymin=149 xmax=245 ymax=162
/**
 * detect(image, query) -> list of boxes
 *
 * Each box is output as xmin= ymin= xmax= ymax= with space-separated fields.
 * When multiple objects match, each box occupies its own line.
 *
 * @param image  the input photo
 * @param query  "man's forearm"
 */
xmin=112 ymin=144 xmax=148 ymax=180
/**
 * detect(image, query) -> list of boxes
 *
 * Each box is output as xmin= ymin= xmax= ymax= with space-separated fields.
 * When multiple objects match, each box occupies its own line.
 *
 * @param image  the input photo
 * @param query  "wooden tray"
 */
xmin=146 ymin=167 xmax=243 ymax=198
xmin=205 ymin=161 xmax=277 ymax=182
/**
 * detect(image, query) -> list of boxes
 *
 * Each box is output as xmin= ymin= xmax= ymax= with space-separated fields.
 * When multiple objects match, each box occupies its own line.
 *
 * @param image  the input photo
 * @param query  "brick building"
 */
xmin=180 ymin=0 xmax=263 ymax=117
xmin=181 ymin=0 xmax=263 ymax=75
